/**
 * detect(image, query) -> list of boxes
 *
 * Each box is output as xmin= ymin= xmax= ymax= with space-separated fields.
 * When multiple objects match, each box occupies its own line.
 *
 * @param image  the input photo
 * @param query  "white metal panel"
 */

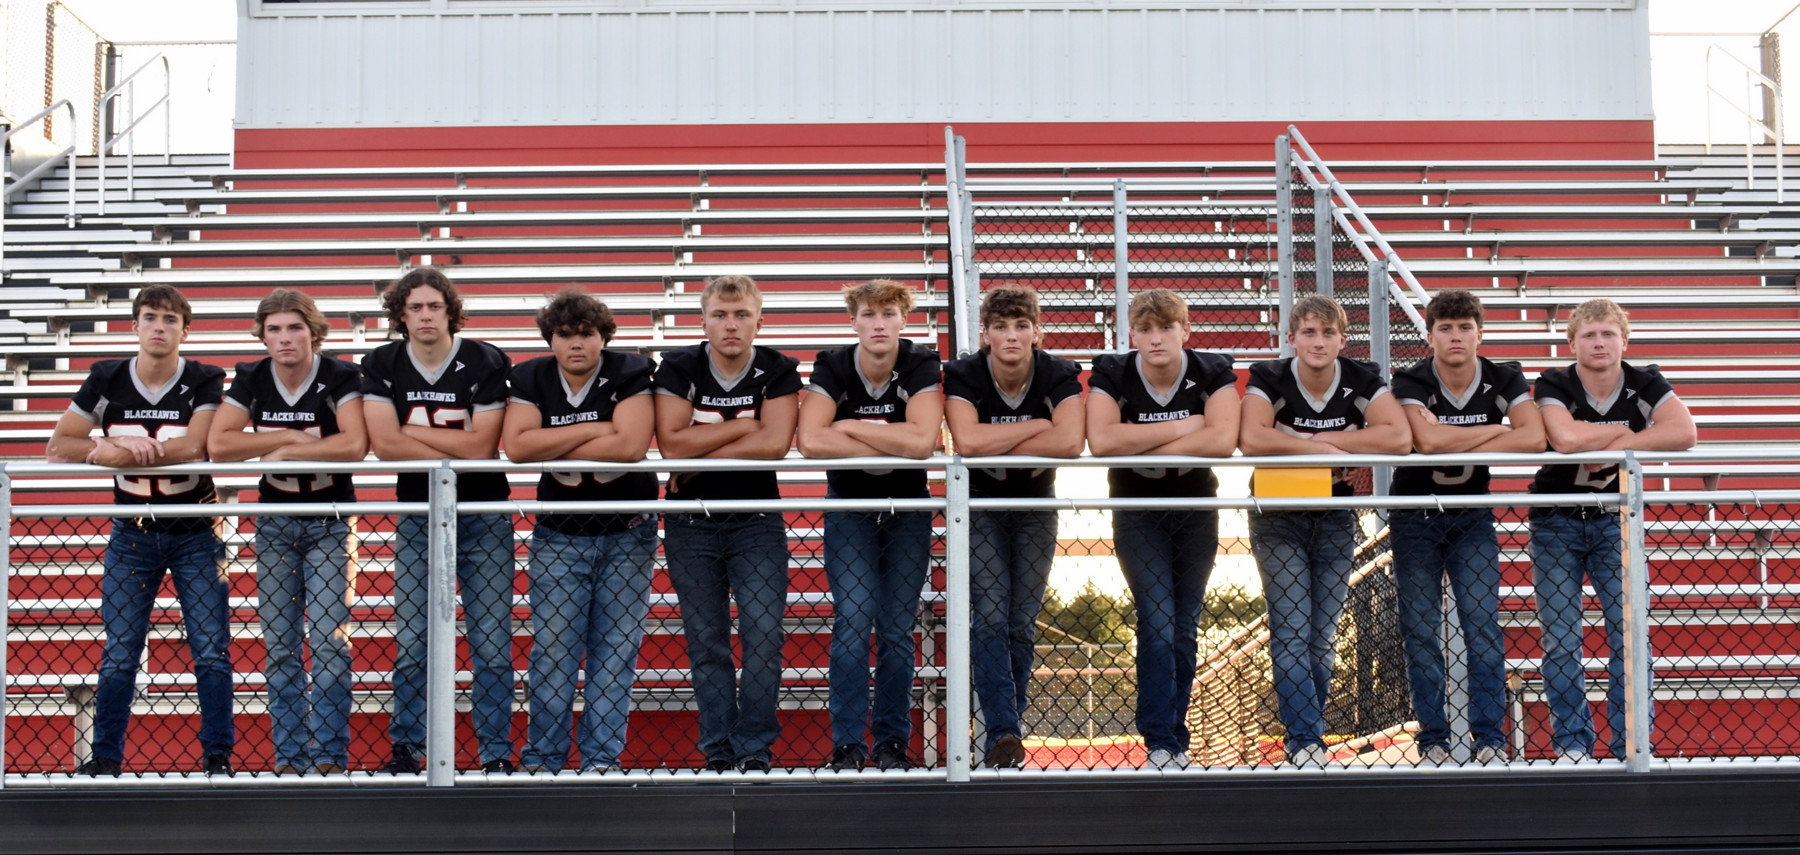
xmin=235 ymin=1 xmax=1652 ymax=127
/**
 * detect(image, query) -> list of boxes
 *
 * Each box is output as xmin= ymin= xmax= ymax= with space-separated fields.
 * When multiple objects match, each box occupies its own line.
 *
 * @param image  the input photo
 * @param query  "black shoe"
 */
xmin=480 ymin=758 xmax=516 ymax=774
xmin=985 ymin=734 xmax=1026 ymax=769
xmin=75 ymin=758 xmax=121 ymax=777
xmin=202 ymin=753 xmax=235 ymax=777
xmin=871 ymin=739 xmax=912 ymax=771
xmin=823 ymin=743 xmax=867 ymax=771
xmin=703 ymin=758 xmax=734 ymax=772
xmin=738 ymin=757 xmax=772 ymax=773
xmin=378 ymin=744 xmax=423 ymax=774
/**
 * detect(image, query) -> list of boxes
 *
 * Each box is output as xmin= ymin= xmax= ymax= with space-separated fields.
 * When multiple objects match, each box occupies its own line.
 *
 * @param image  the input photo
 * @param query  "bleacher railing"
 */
xmin=5 ymin=451 xmax=1800 ymax=787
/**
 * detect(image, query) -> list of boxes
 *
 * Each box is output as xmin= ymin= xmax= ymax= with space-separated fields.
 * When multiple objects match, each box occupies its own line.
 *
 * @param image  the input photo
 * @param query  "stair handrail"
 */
xmin=1703 ymin=44 xmax=1784 ymax=204
xmin=2 ymin=100 xmax=79 ymax=226
xmin=96 ymin=53 xmax=173 ymax=217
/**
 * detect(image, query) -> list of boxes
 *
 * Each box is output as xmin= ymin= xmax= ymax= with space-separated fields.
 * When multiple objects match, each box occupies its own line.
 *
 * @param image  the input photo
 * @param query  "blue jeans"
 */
xmin=390 ymin=513 xmax=517 ymax=764
xmin=823 ymin=507 xmax=933 ymax=748
xmin=255 ymin=515 xmax=356 ymax=768
xmin=1390 ymin=509 xmax=1507 ymax=751
xmin=1249 ymin=509 xmax=1357 ymax=754
xmin=970 ymin=509 xmax=1057 ymax=749
xmin=664 ymin=513 xmax=790 ymax=764
xmin=92 ymin=522 xmax=235 ymax=764
xmin=1530 ymin=510 xmax=1644 ymax=757
xmin=522 ymin=522 xmax=658 ymax=771
xmin=1114 ymin=509 xmax=1218 ymax=754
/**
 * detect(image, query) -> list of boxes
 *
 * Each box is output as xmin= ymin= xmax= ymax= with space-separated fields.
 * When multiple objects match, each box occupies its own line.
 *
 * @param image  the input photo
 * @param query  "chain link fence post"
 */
xmin=1111 ymin=180 xmax=1130 ymax=350
xmin=1 ymin=466 xmax=10 ymax=786
xmin=1621 ymin=452 xmax=1653 ymax=772
xmin=1314 ymin=195 xmax=1335 ymax=299
xmin=944 ymin=127 xmax=975 ymax=356
xmin=1275 ymin=135 xmax=1295 ymax=357
xmin=944 ymin=460 xmax=972 ymax=782
xmin=427 ymin=464 xmax=458 ymax=786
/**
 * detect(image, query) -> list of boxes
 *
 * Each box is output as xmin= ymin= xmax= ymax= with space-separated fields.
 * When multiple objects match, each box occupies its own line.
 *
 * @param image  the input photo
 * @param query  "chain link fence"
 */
xmin=3 ymin=1 xmax=106 ymax=152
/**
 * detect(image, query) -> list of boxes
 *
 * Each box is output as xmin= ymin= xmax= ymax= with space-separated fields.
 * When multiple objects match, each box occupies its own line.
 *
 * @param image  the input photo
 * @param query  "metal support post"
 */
xmin=944 ymin=127 xmax=974 ymax=357
xmin=427 ymin=464 xmax=459 ymax=787
xmin=944 ymin=461 xmax=973 ymax=782
xmin=1440 ymin=581 xmax=1472 ymax=764
xmin=1275 ymin=136 xmax=1295 ymax=358
xmin=0 ymin=468 xmax=9 ymax=785
xmin=1111 ymin=180 xmax=1131 ymax=352
xmin=1314 ymin=195 xmax=1334 ymax=298
xmin=956 ymin=135 xmax=980 ymax=350
xmin=1620 ymin=453 xmax=1653 ymax=772
xmin=1368 ymin=260 xmax=1393 ymax=503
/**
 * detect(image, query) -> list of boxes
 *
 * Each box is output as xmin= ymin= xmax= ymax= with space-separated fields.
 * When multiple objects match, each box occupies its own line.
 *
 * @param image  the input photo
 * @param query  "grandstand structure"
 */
xmin=6 ymin=0 xmax=1800 ymax=852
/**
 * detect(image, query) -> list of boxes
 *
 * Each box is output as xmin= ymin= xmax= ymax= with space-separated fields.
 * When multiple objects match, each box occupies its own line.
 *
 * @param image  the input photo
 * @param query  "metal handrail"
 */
xmin=96 ymin=54 xmax=173 ymax=217
xmin=1704 ymin=44 xmax=1785 ymax=204
xmin=2 ymin=100 xmax=79 ymax=226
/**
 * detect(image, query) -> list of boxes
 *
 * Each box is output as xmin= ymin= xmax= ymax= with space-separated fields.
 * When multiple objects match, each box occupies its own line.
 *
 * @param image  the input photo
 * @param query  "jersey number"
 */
xmin=257 ymin=425 xmax=334 ymax=493
xmin=1574 ymin=465 xmax=1619 ymax=490
xmin=407 ymin=406 xmax=470 ymax=431
xmin=690 ymin=408 xmax=754 ymax=426
xmin=1432 ymin=466 xmax=1475 ymax=487
xmin=108 ymin=425 xmax=201 ymax=498
xmin=549 ymin=470 xmax=625 ymax=488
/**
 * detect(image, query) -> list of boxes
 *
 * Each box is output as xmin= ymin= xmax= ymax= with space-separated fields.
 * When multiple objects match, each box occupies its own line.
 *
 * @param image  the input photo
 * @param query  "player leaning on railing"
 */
xmin=207 ymin=289 xmax=369 ymax=777
xmin=502 ymin=288 xmax=659 ymax=774
xmin=1389 ymin=290 xmax=1544 ymax=768
xmin=1529 ymin=298 xmax=1696 ymax=763
xmin=47 ymin=284 xmax=237 ymax=778
xmin=943 ymin=285 xmax=1085 ymax=770
xmin=361 ymin=266 xmax=518 ymax=775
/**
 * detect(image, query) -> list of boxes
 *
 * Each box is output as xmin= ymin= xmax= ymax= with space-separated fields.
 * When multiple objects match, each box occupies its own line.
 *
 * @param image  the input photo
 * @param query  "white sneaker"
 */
xmin=1419 ymin=745 xmax=1451 ymax=766
xmin=1557 ymin=748 xmax=1591 ymax=764
xmin=1146 ymin=749 xmax=1192 ymax=769
xmin=1474 ymin=746 xmax=1506 ymax=765
xmin=1288 ymin=744 xmax=1330 ymax=768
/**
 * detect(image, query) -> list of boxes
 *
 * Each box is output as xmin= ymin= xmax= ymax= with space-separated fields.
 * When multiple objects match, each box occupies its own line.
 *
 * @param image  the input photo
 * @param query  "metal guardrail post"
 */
xmin=944 ymin=459 xmax=972 ymax=782
xmin=1275 ymin=136 xmax=1295 ymax=358
xmin=1111 ymin=180 xmax=1130 ymax=352
xmin=1620 ymin=452 xmax=1652 ymax=773
xmin=1315 ymin=194 xmax=1334 ymax=299
xmin=1368 ymin=259 xmax=1393 ymax=503
xmin=944 ymin=127 xmax=974 ymax=357
xmin=0 ymin=467 xmax=10 ymax=785
xmin=956 ymin=135 xmax=980 ymax=351
xmin=427 ymin=464 xmax=458 ymax=787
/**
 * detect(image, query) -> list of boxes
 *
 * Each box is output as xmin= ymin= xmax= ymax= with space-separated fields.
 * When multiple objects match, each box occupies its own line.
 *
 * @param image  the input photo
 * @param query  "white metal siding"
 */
xmin=235 ymin=1 xmax=1651 ymax=128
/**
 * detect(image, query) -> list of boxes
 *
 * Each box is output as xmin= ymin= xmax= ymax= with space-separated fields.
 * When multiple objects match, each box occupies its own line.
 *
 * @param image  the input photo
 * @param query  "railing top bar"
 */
xmin=974 ymin=494 xmax=1620 ymax=511
xmin=967 ymin=177 xmax=1271 ymax=187
xmin=99 ymin=53 xmax=170 ymax=103
xmin=1647 ymin=490 xmax=1800 ymax=506
xmin=4 ymin=460 xmax=448 ymax=478
xmin=9 ymin=502 xmax=429 ymax=519
xmin=452 ymin=455 xmax=951 ymax=473
xmin=0 ymin=100 xmax=74 ymax=144
xmin=459 ymin=498 xmax=946 ymax=516
xmin=1706 ymin=43 xmax=1781 ymax=91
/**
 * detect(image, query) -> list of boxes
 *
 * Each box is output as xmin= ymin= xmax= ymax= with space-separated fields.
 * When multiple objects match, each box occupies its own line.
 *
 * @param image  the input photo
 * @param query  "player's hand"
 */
xmin=289 ymin=429 xmax=322 ymax=444
xmin=1419 ymin=410 xmax=1440 ymax=425
xmin=110 ymin=435 xmax=165 ymax=465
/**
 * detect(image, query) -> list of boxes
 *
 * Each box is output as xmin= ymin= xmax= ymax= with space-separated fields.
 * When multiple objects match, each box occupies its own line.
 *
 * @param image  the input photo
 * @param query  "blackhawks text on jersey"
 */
xmin=1087 ymin=349 xmax=1237 ymax=499
xmin=509 ymin=351 xmax=658 ymax=535
xmin=223 ymin=354 xmax=364 ymax=504
xmin=652 ymin=343 xmax=803 ymax=502
xmin=69 ymin=357 xmax=225 ymax=507
xmin=1245 ymin=356 xmax=1389 ymax=497
xmin=943 ymin=349 xmax=1083 ymax=499
xmin=1390 ymin=356 xmax=1531 ymax=496
xmin=807 ymin=339 xmax=942 ymax=499
xmin=1530 ymin=361 xmax=1677 ymax=495
xmin=360 ymin=336 xmax=512 ymax=503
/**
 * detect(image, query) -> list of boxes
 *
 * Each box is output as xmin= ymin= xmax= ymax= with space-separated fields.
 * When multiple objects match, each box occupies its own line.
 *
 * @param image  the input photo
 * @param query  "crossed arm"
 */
xmin=945 ymin=395 xmax=1085 ymax=458
xmin=48 ymin=409 xmax=216 ymax=467
xmin=207 ymin=400 xmax=369 ymax=463
xmin=797 ymin=390 xmax=943 ymax=459
xmin=1086 ymin=388 xmax=1240 ymax=458
xmin=364 ymin=399 xmax=504 ymax=461
xmin=655 ymin=393 xmax=799 ymax=460
xmin=503 ymin=395 xmax=655 ymax=463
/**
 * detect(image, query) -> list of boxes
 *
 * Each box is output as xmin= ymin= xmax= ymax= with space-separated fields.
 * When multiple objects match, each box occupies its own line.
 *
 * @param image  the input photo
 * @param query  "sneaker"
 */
xmin=202 ymin=753 xmax=235 ymax=777
xmin=581 ymin=763 xmax=623 ymax=774
xmin=985 ymin=735 xmax=1026 ymax=769
xmin=312 ymin=763 xmax=346 ymax=775
xmin=1419 ymin=745 xmax=1451 ymax=766
xmin=1474 ymin=746 xmax=1506 ymax=766
xmin=738 ymin=757 xmax=772 ymax=773
xmin=75 ymin=758 xmax=121 ymax=777
xmin=703 ymin=758 xmax=735 ymax=772
xmin=823 ymin=743 xmax=867 ymax=771
xmin=1557 ymin=748 xmax=1591 ymax=764
xmin=1288 ymin=744 xmax=1330 ymax=769
xmin=480 ymin=758 xmax=516 ymax=774
xmin=871 ymin=739 xmax=912 ymax=771
xmin=1146 ymin=748 xmax=1193 ymax=769
xmin=377 ymin=744 xmax=423 ymax=774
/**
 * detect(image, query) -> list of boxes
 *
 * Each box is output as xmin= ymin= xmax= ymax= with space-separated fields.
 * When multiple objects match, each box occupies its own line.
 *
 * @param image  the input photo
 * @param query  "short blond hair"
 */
xmin=1127 ymin=289 xmax=1189 ymax=328
xmin=1566 ymin=298 xmax=1630 ymax=341
xmin=843 ymin=279 xmax=916 ymax=316
xmin=1290 ymin=294 xmax=1349 ymax=335
xmin=700 ymin=275 xmax=763 ymax=312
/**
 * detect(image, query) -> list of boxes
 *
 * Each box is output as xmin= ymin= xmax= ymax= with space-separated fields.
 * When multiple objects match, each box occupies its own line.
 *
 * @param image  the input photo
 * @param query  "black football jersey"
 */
xmin=510 ymin=352 xmax=659 ymax=536
xmin=807 ymin=340 xmax=943 ymax=499
xmin=69 ymin=357 xmax=225 ymax=506
xmin=223 ymin=355 xmax=364 ymax=504
xmin=945 ymin=349 xmax=1083 ymax=499
xmin=360 ymin=336 xmax=512 ymax=503
xmin=1245 ymin=356 xmax=1389 ymax=497
xmin=1087 ymin=349 xmax=1237 ymax=499
xmin=653 ymin=343 xmax=803 ymax=502
xmin=1530 ymin=361 xmax=1677 ymax=495
xmin=1390 ymin=356 xmax=1531 ymax=496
